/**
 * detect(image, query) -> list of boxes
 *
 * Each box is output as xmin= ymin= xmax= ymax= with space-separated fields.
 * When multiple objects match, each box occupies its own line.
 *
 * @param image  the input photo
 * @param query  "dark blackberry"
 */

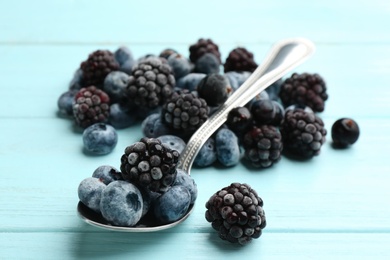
xmin=161 ymin=91 xmax=209 ymax=136
xmin=205 ymin=182 xmax=266 ymax=245
xmin=120 ymin=137 xmax=180 ymax=193
xmin=242 ymin=125 xmax=283 ymax=168
xmin=125 ymin=57 xmax=175 ymax=110
xmin=189 ymin=38 xmax=221 ymax=64
xmin=224 ymin=47 xmax=257 ymax=73
xmin=80 ymin=50 xmax=119 ymax=87
xmin=331 ymin=118 xmax=360 ymax=148
xmin=250 ymin=99 xmax=284 ymax=126
xmin=281 ymin=108 xmax=327 ymax=158
xmin=197 ymin=74 xmax=232 ymax=106
xmin=73 ymin=86 xmax=110 ymax=128
xmin=226 ymin=107 xmax=253 ymax=136
xmin=279 ymin=73 xmax=328 ymax=112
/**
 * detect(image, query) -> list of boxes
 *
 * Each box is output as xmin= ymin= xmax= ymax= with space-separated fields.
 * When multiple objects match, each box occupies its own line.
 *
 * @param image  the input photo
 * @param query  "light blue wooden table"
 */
xmin=1 ymin=0 xmax=390 ymax=259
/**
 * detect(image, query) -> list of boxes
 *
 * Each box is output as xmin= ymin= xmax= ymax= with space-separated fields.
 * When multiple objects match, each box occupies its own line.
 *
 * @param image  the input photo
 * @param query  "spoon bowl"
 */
xmin=77 ymin=37 xmax=315 ymax=232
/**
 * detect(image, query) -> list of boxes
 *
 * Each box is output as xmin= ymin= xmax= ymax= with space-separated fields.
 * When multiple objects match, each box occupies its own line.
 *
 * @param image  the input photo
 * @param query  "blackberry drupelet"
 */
xmin=279 ymin=73 xmax=328 ymax=112
xmin=80 ymin=50 xmax=119 ymax=87
xmin=224 ymin=47 xmax=257 ymax=73
xmin=281 ymin=108 xmax=327 ymax=158
xmin=189 ymin=38 xmax=221 ymax=64
xmin=242 ymin=125 xmax=283 ymax=168
xmin=205 ymin=182 xmax=266 ymax=245
xmin=120 ymin=137 xmax=180 ymax=193
xmin=161 ymin=91 xmax=209 ymax=136
xmin=125 ymin=57 xmax=175 ymax=110
xmin=73 ymin=86 xmax=110 ymax=128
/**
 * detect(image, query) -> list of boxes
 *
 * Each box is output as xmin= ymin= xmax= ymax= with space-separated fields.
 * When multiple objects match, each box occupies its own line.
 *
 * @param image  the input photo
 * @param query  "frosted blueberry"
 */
xmin=103 ymin=71 xmax=130 ymax=103
xmin=224 ymin=71 xmax=252 ymax=91
xmin=92 ymin=165 xmax=122 ymax=185
xmin=57 ymin=89 xmax=77 ymax=117
xmin=176 ymin=73 xmax=206 ymax=91
xmin=194 ymin=137 xmax=217 ymax=167
xmin=174 ymin=169 xmax=198 ymax=204
xmin=100 ymin=180 xmax=143 ymax=227
xmin=153 ymin=185 xmax=191 ymax=224
xmin=141 ymin=113 xmax=171 ymax=138
xmin=109 ymin=103 xmax=137 ymax=129
xmin=215 ymin=128 xmax=240 ymax=166
xmin=167 ymin=53 xmax=192 ymax=80
xmin=114 ymin=46 xmax=135 ymax=74
xmin=69 ymin=68 xmax=83 ymax=90
xmin=83 ymin=123 xmax=118 ymax=155
xmin=78 ymin=177 xmax=106 ymax=212
xmin=194 ymin=53 xmax=220 ymax=74
xmin=157 ymin=135 xmax=186 ymax=154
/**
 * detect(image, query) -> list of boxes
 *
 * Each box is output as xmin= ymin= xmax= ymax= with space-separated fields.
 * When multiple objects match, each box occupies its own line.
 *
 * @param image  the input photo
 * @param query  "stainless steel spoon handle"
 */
xmin=177 ymin=38 xmax=315 ymax=174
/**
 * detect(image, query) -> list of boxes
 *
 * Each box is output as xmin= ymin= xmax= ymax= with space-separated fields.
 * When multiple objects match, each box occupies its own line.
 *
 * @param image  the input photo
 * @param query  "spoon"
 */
xmin=77 ymin=37 xmax=315 ymax=232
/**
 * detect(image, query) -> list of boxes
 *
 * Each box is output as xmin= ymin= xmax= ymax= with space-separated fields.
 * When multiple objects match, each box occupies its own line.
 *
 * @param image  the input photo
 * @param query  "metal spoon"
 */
xmin=77 ymin=38 xmax=315 ymax=232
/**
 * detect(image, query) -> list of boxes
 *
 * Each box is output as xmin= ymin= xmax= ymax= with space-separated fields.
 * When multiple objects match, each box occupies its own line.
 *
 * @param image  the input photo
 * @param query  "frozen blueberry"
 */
xmin=135 ymin=106 xmax=162 ymax=120
xmin=100 ymin=180 xmax=143 ymax=227
xmin=194 ymin=53 xmax=220 ymax=74
xmin=197 ymin=74 xmax=232 ymax=106
xmin=92 ymin=165 xmax=122 ymax=185
xmin=224 ymin=71 xmax=252 ymax=91
xmin=69 ymin=68 xmax=83 ymax=90
xmin=215 ymin=128 xmax=240 ymax=167
xmin=78 ymin=177 xmax=106 ymax=212
xmin=160 ymin=48 xmax=178 ymax=59
xmin=157 ymin=135 xmax=186 ymax=154
xmin=194 ymin=137 xmax=217 ymax=167
xmin=57 ymin=89 xmax=77 ymax=117
xmin=103 ymin=71 xmax=130 ymax=103
xmin=141 ymin=113 xmax=171 ymax=138
xmin=265 ymin=78 xmax=283 ymax=101
xmin=174 ymin=169 xmax=198 ymax=204
xmin=153 ymin=185 xmax=191 ymax=224
xmin=114 ymin=46 xmax=135 ymax=74
xmin=331 ymin=118 xmax=360 ymax=147
xmin=176 ymin=73 xmax=206 ymax=91
xmin=83 ymin=123 xmax=118 ymax=155
xmin=167 ymin=53 xmax=192 ymax=80
xmin=109 ymin=103 xmax=138 ymax=129
xmin=138 ymin=187 xmax=152 ymax=217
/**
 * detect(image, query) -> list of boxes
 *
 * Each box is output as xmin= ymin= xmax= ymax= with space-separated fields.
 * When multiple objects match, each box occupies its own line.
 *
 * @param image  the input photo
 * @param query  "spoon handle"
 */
xmin=177 ymin=38 xmax=315 ymax=174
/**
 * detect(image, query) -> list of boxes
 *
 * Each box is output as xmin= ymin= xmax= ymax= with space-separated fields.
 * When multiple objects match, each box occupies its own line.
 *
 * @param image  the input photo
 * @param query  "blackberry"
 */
xmin=189 ymin=38 xmax=221 ymax=64
xmin=242 ymin=125 xmax=283 ymax=168
xmin=73 ymin=86 xmax=110 ymax=128
xmin=197 ymin=74 xmax=232 ymax=106
xmin=279 ymin=73 xmax=328 ymax=112
xmin=226 ymin=107 xmax=253 ymax=136
xmin=125 ymin=57 xmax=175 ymax=110
xmin=281 ymin=108 xmax=327 ymax=158
xmin=331 ymin=118 xmax=360 ymax=147
xmin=161 ymin=91 xmax=209 ymax=136
xmin=120 ymin=137 xmax=180 ymax=193
xmin=205 ymin=183 xmax=266 ymax=245
xmin=80 ymin=50 xmax=119 ymax=87
xmin=224 ymin=47 xmax=257 ymax=73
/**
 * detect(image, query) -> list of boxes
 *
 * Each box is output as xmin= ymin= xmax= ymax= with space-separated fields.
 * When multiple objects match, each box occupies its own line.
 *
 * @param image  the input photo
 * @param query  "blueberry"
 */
xmin=109 ymin=103 xmax=138 ymax=129
xmin=250 ymin=99 xmax=276 ymax=125
xmin=215 ymin=128 xmax=240 ymax=167
xmin=157 ymin=135 xmax=186 ymax=154
xmin=141 ymin=113 xmax=171 ymax=138
xmin=197 ymin=74 xmax=232 ymax=106
xmin=331 ymin=118 xmax=360 ymax=147
xmin=92 ymin=165 xmax=122 ymax=185
xmin=265 ymin=78 xmax=283 ymax=101
xmin=100 ymin=180 xmax=143 ymax=227
xmin=159 ymin=48 xmax=178 ymax=59
xmin=174 ymin=169 xmax=198 ymax=204
xmin=167 ymin=53 xmax=192 ymax=80
xmin=226 ymin=106 xmax=253 ymax=136
xmin=138 ymin=187 xmax=152 ymax=217
xmin=224 ymin=71 xmax=252 ymax=91
xmin=57 ymin=89 xmax=77 ymax=117
xmin=194 ymin=53 xmax=220 ymax=74
xmin=69 ymin=68 xmax=83 ymax=91
xmin=153 ymin=185 xmax=191 ymax=224
xmin=176 ymin=73 xmax=206 ymax=91
xmin=272 ymin=101 xmax=285 ymax=126
xmin=114 ymin=46 xmax=135 ymax=74
xmin=103 ymin=71 xmax=130 ymax=103
xmin=83 ymin=123 xmax=118 ymax=155
xmin=285 ymin=104 xmax=314 ymax=114
xmin=194 ymin=137 xmax=217 ymax=167
xmin=78 ymin=177 xmax=106 ymax=212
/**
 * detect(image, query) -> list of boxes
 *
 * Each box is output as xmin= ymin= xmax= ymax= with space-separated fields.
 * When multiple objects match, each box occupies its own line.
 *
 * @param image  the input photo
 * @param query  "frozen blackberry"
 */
xmin=161 ymin=91 xmax=209 ymax=136
xmin=279 ymin=73 xmax=328 ymax=112
xmin=242 ymin=125 xmax=283 ymax=168
xmin=80 ymin=50 xmax=119 ymax=87
xmin=331 ymin=118 xmax=360 ymax=147
xmin=125 ymin=57 xmax=175 ymax=110
xmin=205 ymin=183 xmax=266 ymax=245
xmin=189 ymin=38 xmax=221 ymax=64
xmin=281 ymin=108 xmax=327 ymax=158
xmin=224 ymin=47 xmax=257 ymax=73
xmin=197 ymin=74 xmax=232 ymax=106
xmin=120 ymin=137 xmax=180 ymax=193
xmin=73 ymin=86 xmax=110 ymax=128
xmin=226 ymin=107 xmax=253 ymax=136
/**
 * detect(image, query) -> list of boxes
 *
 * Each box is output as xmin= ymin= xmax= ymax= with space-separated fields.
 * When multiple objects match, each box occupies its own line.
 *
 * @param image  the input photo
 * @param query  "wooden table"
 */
xmin=1 ymin=0 xmax=390 ymax=259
